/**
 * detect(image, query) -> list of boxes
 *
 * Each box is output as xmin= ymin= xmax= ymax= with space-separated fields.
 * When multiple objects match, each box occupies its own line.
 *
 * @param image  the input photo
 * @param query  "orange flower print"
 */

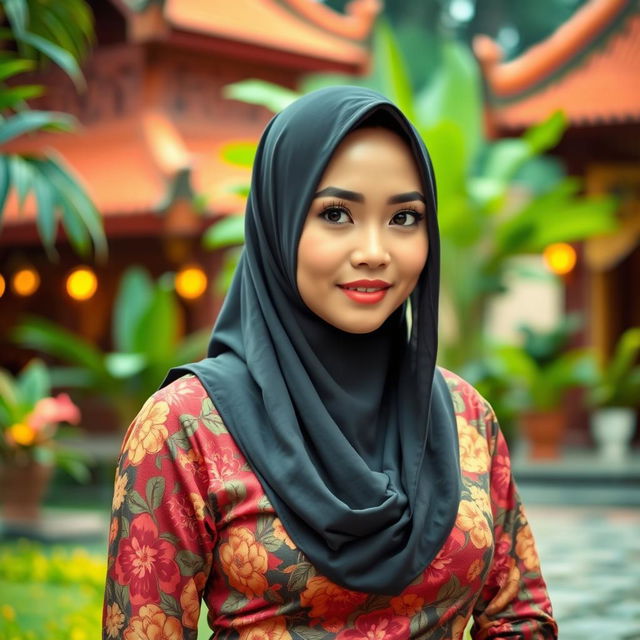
xmin=190 ymin=492 xmax=206 ymax=521
xmin=390 ymin=593 xmax=425 ymax=616
xmin=456 ymin=500 xmax=492 ymax=549
xmin=485 ymin=558 xmax=521 ymax=616
xmin=515 ymin=523 xmax=540 ymax=572
xmin=470 ymin=485 xmax=491 ymax=515
xmin=220 ymin=527 xmax=269 ymax=599
xmin=104 ymin=602 xmax=125 ymax=638
xmin=238 ymin=616 xmax=293 ymax=640
xmin=178 ymin=449 xmax=208 ymax=484
xmin=467 ymin=557 xmax=484 ymax=582
xmin=180 ymin=572 xmax=206 ymax=629
xmin=336 ymin=609 xmax=410 ymax=640
xmin=123 ymin=604 xmax=182 ymax=640
xmin=112 ymin=472 xmax=128 ymax=510
xmin=124 ymin=398 xmax=170 ymax=465
xmin=300 ymin=576 xmax=367 ymax=632
xmin=457 ymin=417 xmax=490 ymax=474
xmin=272 ymin=518 xmax=296 ymax=550
xmin=109 ymin=518 xmax=119 ymax=546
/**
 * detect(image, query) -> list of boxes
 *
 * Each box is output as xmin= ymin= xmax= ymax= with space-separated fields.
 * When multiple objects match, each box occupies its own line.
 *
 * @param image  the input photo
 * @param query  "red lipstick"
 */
xmin=338 ymin=279 xmax=391 ymax=305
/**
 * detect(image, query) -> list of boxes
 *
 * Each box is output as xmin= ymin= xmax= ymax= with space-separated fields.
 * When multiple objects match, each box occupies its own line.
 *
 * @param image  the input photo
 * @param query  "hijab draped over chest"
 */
xmin=161 ymin=86 xmax=461 ymax=595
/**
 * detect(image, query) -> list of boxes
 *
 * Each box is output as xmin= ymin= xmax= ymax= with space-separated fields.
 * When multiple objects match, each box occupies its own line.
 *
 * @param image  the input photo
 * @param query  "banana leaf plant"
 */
xmin=205 ymin=21 xmax=618 ymax=375
xmin=12 ymin=267 xmax=210 ymax=428
xmin=0 ymin=0 xmax=106 ymax=259
xmin=480 ymin=316 xmax=598 ymax=413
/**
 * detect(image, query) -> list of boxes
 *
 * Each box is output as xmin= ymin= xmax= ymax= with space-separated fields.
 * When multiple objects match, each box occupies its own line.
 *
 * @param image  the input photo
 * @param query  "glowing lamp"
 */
xmin=12 ymin=268 xmax=40 ymax=296
xmin=0 ymin=274 xmax=5 ymax=298
xmin=66 ymin=267 xmax=98 ymax=301
xmin=543 ymin=243 xmax=577 ymax=275
xmin=175 ymin=266 xmax=208 ymax=300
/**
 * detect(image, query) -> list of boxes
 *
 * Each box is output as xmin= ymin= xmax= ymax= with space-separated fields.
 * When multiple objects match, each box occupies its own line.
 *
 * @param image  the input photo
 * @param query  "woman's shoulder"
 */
xmin=151 ymin=373 xmax=209 ymax=406
xmin=436 ymin=366 xmax=498 ymax=436
xmin=120 ymin=374 xmax=233 ymax=464
xmin=437 ymin=366 xmax=489 ymax=407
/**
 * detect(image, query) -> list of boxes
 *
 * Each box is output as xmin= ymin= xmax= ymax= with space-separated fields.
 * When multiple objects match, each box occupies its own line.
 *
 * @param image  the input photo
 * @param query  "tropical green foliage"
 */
xmin=12 ymin=267 xmax=210 ymax=426
xmin=0 ymin=0 xmax=106 ymax=258
xmin=587 ymin=327 xmax=640 ymax=408
xmin=477 ymin=315 xmax=597 ymax=412
xmin=368 ymin=23 xmax=617 ymax=371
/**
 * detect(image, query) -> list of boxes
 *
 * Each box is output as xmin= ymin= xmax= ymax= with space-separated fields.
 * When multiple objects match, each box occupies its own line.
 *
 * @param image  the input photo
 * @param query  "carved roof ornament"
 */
xmin=474 ymin=0 xmax=640 ymax=127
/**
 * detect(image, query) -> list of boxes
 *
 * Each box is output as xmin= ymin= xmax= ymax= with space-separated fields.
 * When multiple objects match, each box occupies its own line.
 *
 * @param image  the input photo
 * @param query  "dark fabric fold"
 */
xmin=161 ymin=86 xmax=461 ymax=594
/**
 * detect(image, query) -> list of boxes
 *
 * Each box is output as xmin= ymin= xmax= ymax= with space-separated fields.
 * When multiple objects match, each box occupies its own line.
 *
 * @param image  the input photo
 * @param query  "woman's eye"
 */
xmin=320 ymin=207 xmax=351 ymax=224
xmin=391 ymin=210 xmax=422 ymax=227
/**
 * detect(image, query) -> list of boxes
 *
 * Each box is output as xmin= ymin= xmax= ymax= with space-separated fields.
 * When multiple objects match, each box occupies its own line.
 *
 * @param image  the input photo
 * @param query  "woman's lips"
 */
xmin=338 ymin=280 xmax=391 ymax=305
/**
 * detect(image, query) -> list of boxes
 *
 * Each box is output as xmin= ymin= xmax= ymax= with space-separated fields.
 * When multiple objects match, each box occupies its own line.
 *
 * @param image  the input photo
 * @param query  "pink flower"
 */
xmin=28 ymin=393 xmax=80 ymax=430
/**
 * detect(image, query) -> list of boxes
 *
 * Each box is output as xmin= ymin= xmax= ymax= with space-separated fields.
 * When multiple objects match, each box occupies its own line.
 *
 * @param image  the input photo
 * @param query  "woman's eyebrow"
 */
xmin=387 ymin=191 xmax=426 ymax=204
xmin=314 ymin=186 xmax=363 ymax=202
xmin=314 ymin=186 xmax=426 ymax=205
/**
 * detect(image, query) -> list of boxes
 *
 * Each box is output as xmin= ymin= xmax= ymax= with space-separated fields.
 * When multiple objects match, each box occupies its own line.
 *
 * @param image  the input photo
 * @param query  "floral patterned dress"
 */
xmin=102 ymin=369 xmax=557 ymax=640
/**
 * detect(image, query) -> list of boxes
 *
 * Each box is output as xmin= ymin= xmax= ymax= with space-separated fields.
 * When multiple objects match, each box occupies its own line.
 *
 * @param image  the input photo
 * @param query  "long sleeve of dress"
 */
xmin=102 ymin=378 xmax=217 ymax=639
xmin=471 ymin=400 xmax=558 ymax=640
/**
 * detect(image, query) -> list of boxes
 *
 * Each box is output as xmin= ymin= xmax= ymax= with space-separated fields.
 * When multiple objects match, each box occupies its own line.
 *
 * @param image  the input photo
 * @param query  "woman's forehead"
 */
xmin=316 ymin=127 xmax=424 ymax=191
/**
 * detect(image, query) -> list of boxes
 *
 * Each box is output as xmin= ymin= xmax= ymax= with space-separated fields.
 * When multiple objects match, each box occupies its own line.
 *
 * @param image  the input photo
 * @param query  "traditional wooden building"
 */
xmin=474 ymin=0 xmax=640 ymax=443
xmin=0 ymin=0 xmax=379 ymax=371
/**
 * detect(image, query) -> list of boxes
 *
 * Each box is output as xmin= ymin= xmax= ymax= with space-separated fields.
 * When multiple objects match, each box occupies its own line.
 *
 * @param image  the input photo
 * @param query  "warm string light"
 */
xmin=543 ymin=243 xmax=577 ymax=275
xmin=11 ymin=268 xmax=40 ymax=296
xmin=0 ymin=274 xmax=5 ymax=298
xmin=66 ymin=267 xmax=98 ymax=301
xmin=175 ymin=265 xmax=208 ymax=300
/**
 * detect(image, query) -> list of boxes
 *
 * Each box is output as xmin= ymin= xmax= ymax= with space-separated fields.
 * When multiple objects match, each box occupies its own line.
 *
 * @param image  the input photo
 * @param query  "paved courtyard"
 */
xmin=526 ymin=504 xmax=640 ymax=640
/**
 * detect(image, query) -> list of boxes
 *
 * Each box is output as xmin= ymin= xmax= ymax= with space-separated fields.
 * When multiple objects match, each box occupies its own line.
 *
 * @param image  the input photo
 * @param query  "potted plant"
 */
xmin=587 ymin=327 xmax=640 ymax=461
xmin=0 ymin=359 xmax=86 ymax=524
xmin=486 ymin=314 xmax=597 ymax=459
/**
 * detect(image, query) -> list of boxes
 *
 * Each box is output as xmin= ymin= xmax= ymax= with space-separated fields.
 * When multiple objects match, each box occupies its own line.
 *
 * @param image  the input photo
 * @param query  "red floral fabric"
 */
xmin=102 ymin=370 xmax=558 ymax=639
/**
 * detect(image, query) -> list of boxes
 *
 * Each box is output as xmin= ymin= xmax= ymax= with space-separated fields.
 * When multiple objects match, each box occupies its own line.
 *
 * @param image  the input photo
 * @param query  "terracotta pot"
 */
xmin=0 ymin=459 xmax=54 ymax=524
xmin=520 ymin=409 xmax=566 ymax=459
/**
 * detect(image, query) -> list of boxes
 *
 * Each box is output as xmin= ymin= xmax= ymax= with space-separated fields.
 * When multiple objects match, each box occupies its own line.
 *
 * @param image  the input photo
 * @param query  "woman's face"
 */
xmin=297 ymin=127 xmax=429 ymax=334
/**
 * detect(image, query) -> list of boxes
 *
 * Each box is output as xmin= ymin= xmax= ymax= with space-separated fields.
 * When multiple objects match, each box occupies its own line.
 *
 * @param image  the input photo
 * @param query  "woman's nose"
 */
xmin=350 ymin=228 xmax=391 ymax=268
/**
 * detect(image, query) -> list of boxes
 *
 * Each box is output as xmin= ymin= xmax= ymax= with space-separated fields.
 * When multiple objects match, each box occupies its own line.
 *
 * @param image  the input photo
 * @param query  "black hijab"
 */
xmin=162 ymin=86 xmax=461 ymax=595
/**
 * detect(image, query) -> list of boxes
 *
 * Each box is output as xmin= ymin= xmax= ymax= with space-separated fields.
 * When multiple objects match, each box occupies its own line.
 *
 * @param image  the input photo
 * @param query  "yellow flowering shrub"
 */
xmin=0 ymin=540 xmax=106 ymax=640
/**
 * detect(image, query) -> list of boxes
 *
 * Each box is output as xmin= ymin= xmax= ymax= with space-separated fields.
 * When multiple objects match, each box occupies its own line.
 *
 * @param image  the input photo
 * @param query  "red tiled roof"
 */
xmin=132 ymin=0 xmax=380 ymax=74
xmin=1 ymin=113 xmax=251 ymax=228
xmin=475 ymin=0 xmax=640 ymax=127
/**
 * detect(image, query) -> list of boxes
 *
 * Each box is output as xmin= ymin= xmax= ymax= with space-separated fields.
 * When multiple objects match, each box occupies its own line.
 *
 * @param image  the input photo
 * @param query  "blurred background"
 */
xmin=0 ymin=0 xmax=639 ymax=638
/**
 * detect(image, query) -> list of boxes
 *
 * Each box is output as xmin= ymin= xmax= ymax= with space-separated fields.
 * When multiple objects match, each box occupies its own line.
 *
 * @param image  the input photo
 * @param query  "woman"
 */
xmin=103 ymin=87 xmax=557 ymax=639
